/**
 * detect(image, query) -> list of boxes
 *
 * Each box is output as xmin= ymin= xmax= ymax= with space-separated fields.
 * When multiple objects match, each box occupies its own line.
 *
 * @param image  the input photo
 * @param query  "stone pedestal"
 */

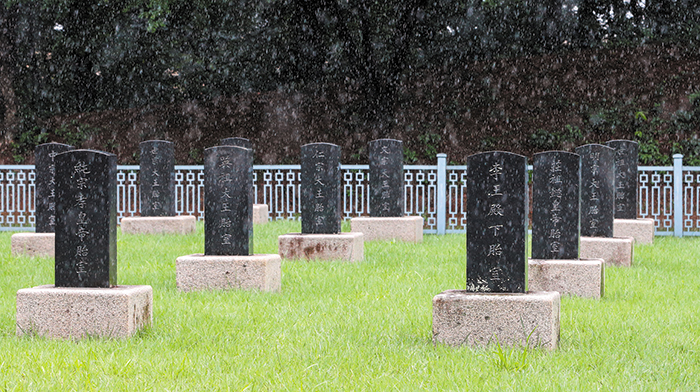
xmin=613 ymin=218 xmax=654 ymax=245
xmin=528 ymin=259 xmax=605 ymax=298
xmin=11 ymin=233 xmax=54 ymax=257
xmin=253 ymin=204 xmax=269 ymax=225
xmin=350 ymin=216 xmax=423 ymax=242
xmin=432 ymin=290 xmax=560 ymax=350
xmin=580 ymin=236 xmax=634 ymax=267
xmin=278 ymin=232 xmax=364 ymax=261
xmin=120 ymin=215 xmax=196 ymax=235
xmin=16 ymin=285 xmax=152 ymax=339
xmin=176 ymin=254 xmax=281 ymax=292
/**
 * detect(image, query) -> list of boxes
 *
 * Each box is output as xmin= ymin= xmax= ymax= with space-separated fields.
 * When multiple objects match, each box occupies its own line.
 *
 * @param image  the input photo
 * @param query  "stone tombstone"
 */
xmin=606 ymin=140 xmax=639 ymax=219
xmin=139 ymin=140 xmax=175 ymax=216
xmin=204 ymin=146 xmax=254 ymax=256
xmin=531 ymin=151 xmax=581 ymax=259
xmin=221 ymin=137 xmax=252 ymax=150
xmin=54 ymin=150 xmax=117 ymax=288
xmin=576 ymin=144 xmax=615 ymax=238
xmin=369 ymin=139 xmax=404 ymax=217
xmin=35 ymin=142 xmax=74 ymax=233
xmin=301 ymin=143 xmax=341 ymax=234
xmin=466 ymin=151 xmax=528 ymax=293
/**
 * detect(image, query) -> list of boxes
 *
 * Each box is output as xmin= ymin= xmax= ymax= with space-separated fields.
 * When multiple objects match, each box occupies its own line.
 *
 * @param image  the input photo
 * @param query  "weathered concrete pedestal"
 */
xmin=278 ymin=232 xmax=364 ymax=261
xmin=16 ymin=285 xmax=152 ymax=339
xmin=580 ymin=236 xmax=634 ymax=267
xmin=176 ymin=254 xmax=281 ymax=292
xmin=11 ymin=233 xmax=54 ymax=257
xmin=350 ymin=216 xmax=423 ymax=242
xmin=432 ymin=290 xmax=560 ymax=350
xmin=120 ymin=215 xmax=196 ymax=235
xmin=528 ymin=259 xmax=605 ymax=298
xmin=253 ymin=204 xmax=269 ymax=225
xmin=614 ymin=218 xmax=654 ymax=245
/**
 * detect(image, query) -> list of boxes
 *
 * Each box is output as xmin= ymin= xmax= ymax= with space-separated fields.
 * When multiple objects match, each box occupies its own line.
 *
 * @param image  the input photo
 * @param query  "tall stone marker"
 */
xmin=607 ymin=140 xmax=654 ymax=244
xmin=351 ymin=139 xmax=423 ymax=241
xmin=301 ymin=143 xmax=342 ymax=234
xmin=531 ymin=151 xmax=580 ymax=260
xmin=576 ymin=144 xmax=634 ymax=266
xmin=54 ymin=150 xmax=118 ymax=288
xmin=466 ymin=151 xmax=528 ymax=293
xmin=220 ymin=137 xmax=269 ymax=225
xmin=204 ymin=146 xmax=254 ymax=256
xmin=12 ymin=142 xmax=74 ymax=257
xmin=433 ymin=151 xmax=560 ymax=350
xmin=139 ymin=140 xmax=175 ymax=217
xmin=369 ymin=139 xmax=404 ymax=217
xmin=279 ymin=142 xmax=363 ymax=261
xmin=121 ymin=140 xmax=195 ymax=234
xmin=36 ymin=142 xmax=75 ymax=232
xmin=529 ymin=151 xmax=604 ymax=298
xmin=17 ymin=149 xmax=153 ymax=339
xmin=176 ymin=145 xmax=280 ymax=292
xmin=576 ymin=144 xmax=615 ymax=238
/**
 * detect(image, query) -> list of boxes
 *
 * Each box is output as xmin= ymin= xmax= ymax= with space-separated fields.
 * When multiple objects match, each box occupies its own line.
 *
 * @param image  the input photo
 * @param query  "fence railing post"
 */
xmin=673 ymin=153 xmax=684 ymax=237
xmin=436 ymin=153 xmax=447 ymax=235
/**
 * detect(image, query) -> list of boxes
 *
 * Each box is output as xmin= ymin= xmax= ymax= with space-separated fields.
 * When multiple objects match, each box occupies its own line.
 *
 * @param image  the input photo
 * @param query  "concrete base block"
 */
xmin=432 ymin=290 xmax=560 ymax=350
xmin=528 ymin=258 xmax=605 ymax=298
xmin=253 ymin=204 xmax=269 ymax=225
xmin=16 ymin=285 xmax=152 ymax=339
xmin=120 ymin=215 xmax=196 ymax=235
xmin=350 ymin=216 xmax=423 ymax=242
xmin=580 ymin=236 xmax=634 ymax=267
xmin=614 ymin=218 xmax=654 ymax=244
xmin=278 ymin=232 xmax=364 ymax=261
xmin=11 ymin=233 xmax=54 ymax=257
xmin=176 ymin=254 xmax=281 ymax=292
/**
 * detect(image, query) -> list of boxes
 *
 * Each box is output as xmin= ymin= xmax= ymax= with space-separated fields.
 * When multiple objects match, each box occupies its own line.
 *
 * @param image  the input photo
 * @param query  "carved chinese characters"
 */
xmin=204 ymin=146 xmax=254 ymax=255
xmin=301 ymin=143 xmax=341 ymax=234
xmin=466 ymin=152 xmax=528 ymax=293
xmin=576 ymin=144 xmax=615 ymax=237
xmin=606 ymin=140 xmax=639 ymax=219
xmin=140 ymin=140 xmax=175 ymax=216
xmin=532 ymin=151 xmax=581 ymax=259
xmin=369 ymin=139 xmax=404 ymax=217
xmin=35 ymin=142 xmax=74 ymax=233
xmin=54 ymin=150 xmax=117 ymax=288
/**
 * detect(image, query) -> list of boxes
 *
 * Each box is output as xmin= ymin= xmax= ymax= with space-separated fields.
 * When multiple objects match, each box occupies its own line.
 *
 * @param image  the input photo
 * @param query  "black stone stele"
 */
xmin=204 ymin=146 xmax=254 ymax=256
xmin=221 ymin=137 xmax=253 ymax=150
xmin=576 ymin=144 xmax=615 ymax=238
xmin=35 ymin=142 xmax=74 ymax=233
xmin=301 ymin=143 xmax=341 ymax=234
xmin=139 ymin=140 xmax=175 ymax=216
xmin=606 ymin=140 xmax=639 ymax=220
xmin=466 ymin=151 xmax=528 ymax=293
xmin=532 ymin=151 xmax=581 ymax=260
xmin=54 ymin=150 xmax=117 ymax=288
xmin=369 ymin=139 xmax=404 ymax=217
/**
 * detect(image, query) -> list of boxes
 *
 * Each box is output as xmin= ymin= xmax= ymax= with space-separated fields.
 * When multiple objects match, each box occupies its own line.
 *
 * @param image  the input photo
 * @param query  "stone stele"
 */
xmin=16 ymin=284 xmax=152 ymax=339
xmin=528 ymin=258 xmax=605 ymax=298
xmin=176 ymin=254 xmax=281 ymax=292
xmin=432 ymin=290 xmax=560 ymax=350
xmin=121 ymin=215 xmax=196 ymax=235
xmin=350 ymin=216 xmax=423 ymax=242
xmin=278 ymin=232 xmax=364 ymax=261
xmin=580 ymin=236 xmax=634 ymax=267
xmin=613 ymin=218 xmax=654 ymax=245
xmin=11 ymin=233 xmax=55 ymax=258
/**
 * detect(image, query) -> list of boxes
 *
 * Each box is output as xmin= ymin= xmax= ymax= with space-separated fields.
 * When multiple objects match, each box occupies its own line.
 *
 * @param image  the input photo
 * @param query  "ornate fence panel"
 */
xmin=0 ymin=156 xmax=695 ymax=236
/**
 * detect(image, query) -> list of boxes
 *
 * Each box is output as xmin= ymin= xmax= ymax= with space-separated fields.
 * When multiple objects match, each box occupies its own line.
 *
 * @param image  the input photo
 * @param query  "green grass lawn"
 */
xmin=1 ymin=220 xmax=699 ymax=390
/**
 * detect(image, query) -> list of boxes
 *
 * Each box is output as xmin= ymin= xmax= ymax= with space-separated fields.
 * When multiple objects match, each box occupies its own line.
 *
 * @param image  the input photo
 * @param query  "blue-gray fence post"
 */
xmin=436 ymin=153 xmax=447 ymax=235
xmin=673 ymin=153 xmax=684 ymax=237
